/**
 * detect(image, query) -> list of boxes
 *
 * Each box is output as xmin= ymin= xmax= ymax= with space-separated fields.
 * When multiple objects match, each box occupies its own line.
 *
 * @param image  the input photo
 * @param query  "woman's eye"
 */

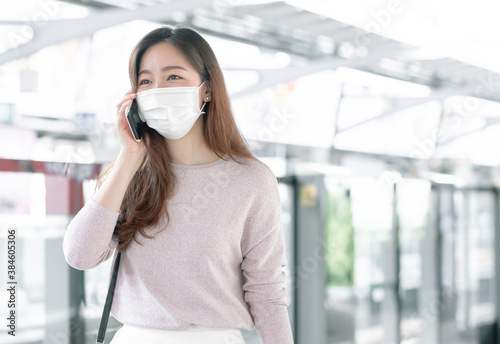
xmin=167 ymin=75 xmax=180 ymax=80
xmin=139 ymin=79 xmax=151 ymax=85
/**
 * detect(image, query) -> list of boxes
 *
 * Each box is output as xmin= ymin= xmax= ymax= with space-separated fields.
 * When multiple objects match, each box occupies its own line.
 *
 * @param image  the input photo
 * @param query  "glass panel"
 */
xmin=439 ymin=187 xmax=461 ymax=344
xmin=468 ymin=192 xmax=495 ymax=328
xmin=396 ymin=179 xmax=431 ymax=342
xmin=446 ymin=189 xmax=496 ymax=344
xmin=325 ymin=176 xmax=397 ymax=344
xmin=324 ymin=179 xmax=355 ymax=344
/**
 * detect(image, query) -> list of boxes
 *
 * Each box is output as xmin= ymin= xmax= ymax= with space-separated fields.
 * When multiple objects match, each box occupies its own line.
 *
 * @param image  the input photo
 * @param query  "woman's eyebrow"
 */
xmin=138 ymin=65 xmax=188 ymax=76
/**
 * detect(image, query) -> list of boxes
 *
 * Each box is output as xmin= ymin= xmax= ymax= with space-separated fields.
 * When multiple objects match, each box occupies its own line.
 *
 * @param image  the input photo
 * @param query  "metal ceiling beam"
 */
xmin=191 ymin=13 xmax=327 ymax=59
xmin=237 ymin=2 xmax=299 ymax=20
xmin=59 ymin=0 xmax=113 ymax=9
xmin=0 ymin=0 xmax=211 ymax=65
xmin=230 ymin=40 xmax=405 ymax=98
xmin=268 ymin=11 xmax=319 ymax=28
xmin=329 ymin=27 xmax=391 ymax=48
xmin=0 ymin=20 xmax=33 ymax=25
xmin=307 ymin=19 xmax=348 ymax=36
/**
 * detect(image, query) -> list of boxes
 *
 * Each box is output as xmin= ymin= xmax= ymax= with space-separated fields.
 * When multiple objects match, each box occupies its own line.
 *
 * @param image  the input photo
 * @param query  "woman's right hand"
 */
xmin=92 ymin=90 xmax=147 ymax=212
xmin=115 ymin=90 xmax=146 ymax=162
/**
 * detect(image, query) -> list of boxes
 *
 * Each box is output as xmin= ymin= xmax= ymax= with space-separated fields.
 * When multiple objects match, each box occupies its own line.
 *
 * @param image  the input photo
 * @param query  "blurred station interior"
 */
xmin=2 ymin=0 xmax=500 ymax=343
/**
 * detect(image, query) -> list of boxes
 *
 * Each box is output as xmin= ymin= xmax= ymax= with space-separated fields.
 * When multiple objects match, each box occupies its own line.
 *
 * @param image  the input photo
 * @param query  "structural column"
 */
xmin=294 ymin=174 xmax=327 ymax=344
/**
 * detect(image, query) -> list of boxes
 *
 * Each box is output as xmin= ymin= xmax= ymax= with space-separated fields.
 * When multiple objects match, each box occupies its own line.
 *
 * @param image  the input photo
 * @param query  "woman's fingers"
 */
xmin=116 ymin=91 xmax=136 ymax=111
xmin=119 ymin=99 xmax=133 ymax=117
xmin=117 ymin=96 xmax=136 ymax=123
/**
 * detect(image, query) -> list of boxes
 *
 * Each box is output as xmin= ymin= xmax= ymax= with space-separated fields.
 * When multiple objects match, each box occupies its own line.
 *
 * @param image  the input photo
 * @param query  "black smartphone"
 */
xmin=126 ymin=99 xmax=143 ymax=142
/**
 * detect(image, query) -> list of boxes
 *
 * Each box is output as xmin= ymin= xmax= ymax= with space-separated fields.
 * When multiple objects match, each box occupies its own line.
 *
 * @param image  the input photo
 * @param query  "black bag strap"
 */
xmin=96 ymin=250 xmax=121 ymax=344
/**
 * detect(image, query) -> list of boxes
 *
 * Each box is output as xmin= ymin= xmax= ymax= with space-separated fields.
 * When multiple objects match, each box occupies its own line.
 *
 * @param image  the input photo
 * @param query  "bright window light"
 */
xmin=335 ymin=100 xmax=442 ymax=158
xmin=336 ymin=97 xmax=390 ymax=132
xmin=295 ymin=162 xmax=353 ymax=177
xmin=233 ymin=70 xmax=339 ymax=148
xmin=434 ymin=123 xmax=500 ymax=166
xmin=445 ymin=96 xmax=500 ymax=119
xmin=204 ymin=34 xmax=262 ymax=69
xmin=224 ymin=70 xmax=260 ymax=95
xmin=0 ymin=125 xmax=37 ymax=160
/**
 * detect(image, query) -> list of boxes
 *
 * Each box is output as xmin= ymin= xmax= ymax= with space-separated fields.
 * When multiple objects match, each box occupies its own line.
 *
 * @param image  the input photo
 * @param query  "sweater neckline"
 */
xmin=169 ymin=153 xmax=228 ymax=170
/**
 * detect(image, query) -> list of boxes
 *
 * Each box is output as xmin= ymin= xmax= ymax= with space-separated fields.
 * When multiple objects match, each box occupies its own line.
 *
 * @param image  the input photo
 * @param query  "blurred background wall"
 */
xmin=2 ymin=1 xmax=500 ymax=343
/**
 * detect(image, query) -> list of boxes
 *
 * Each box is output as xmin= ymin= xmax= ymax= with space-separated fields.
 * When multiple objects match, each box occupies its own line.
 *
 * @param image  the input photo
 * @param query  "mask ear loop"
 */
xmin=200 ymin=101 xmax=208 ymax=115
xmin=199 ymin=80 xmax=209 ymax=115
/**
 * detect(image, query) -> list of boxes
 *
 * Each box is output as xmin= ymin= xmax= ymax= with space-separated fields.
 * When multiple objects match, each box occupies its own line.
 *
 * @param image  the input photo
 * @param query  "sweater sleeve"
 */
xmin=62 ymin=197 xmax=120 ymax=270
xmin=241 ymin=164 xmax=294 ymax=344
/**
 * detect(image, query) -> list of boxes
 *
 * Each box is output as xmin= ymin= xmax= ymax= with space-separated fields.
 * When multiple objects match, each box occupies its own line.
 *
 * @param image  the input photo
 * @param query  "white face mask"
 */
xmin=136 ymin=82 xmax=207 ymax=140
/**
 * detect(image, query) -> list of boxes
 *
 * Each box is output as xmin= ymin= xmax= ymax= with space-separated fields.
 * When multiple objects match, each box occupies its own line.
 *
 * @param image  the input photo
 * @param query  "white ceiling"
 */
xmin=287 ymin=0 xmax=500 ymax=74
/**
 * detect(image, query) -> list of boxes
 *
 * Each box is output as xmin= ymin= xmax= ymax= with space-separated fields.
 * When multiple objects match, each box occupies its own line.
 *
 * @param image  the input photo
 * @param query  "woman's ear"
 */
xmin=204 ymin=81 xmax=212 ymax=102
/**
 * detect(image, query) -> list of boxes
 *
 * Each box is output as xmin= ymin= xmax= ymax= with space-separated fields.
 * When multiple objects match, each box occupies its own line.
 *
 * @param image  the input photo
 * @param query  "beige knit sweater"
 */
xmin=62 ymin=155 xmax=294 ymax=344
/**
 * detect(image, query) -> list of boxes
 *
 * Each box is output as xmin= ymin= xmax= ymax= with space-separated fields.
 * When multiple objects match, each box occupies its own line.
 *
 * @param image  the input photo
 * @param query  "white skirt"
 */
xmin=109 ymin=323 xmax=246 ymax=344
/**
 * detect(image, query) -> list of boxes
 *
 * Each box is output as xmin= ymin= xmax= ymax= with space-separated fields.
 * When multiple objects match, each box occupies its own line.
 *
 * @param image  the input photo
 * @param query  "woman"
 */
xmin=62 ymin=25 xmax=294 ymax=344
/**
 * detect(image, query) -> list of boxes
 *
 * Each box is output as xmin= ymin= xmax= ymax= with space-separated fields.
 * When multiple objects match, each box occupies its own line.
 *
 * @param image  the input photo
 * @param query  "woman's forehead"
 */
xmin=140 ymin=43 xmax=193 ymax=71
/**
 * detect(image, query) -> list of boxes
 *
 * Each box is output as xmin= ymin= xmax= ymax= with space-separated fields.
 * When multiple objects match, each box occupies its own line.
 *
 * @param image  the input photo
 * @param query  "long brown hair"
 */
xmin=96 ymin=25 xmax=256 ymax=252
